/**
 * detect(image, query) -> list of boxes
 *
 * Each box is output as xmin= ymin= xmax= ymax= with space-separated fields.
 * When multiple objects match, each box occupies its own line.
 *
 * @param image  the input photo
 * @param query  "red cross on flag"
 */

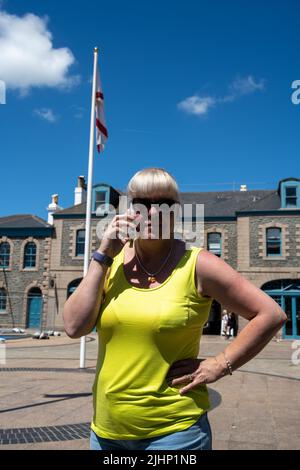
xmin=95 ymin=68 xmax=108 ymax=153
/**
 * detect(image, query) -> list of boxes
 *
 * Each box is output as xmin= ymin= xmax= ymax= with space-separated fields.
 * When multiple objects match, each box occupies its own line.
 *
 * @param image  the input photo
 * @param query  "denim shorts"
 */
xmin=90 ymin=413 xmax=212 ymax=450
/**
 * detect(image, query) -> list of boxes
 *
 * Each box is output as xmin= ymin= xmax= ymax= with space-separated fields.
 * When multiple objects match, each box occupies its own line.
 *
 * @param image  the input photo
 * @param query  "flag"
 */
xmin=95 ymin=68 xmax=108 ymax=153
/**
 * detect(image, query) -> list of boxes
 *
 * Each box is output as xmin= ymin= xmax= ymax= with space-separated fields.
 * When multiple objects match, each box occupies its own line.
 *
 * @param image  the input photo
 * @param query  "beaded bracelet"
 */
xmin=223 ymin=352 xmax=233 ymax=375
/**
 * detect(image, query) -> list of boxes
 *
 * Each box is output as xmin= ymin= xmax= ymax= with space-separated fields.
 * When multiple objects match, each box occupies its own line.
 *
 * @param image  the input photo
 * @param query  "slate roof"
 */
xmin=52 ymin=177 xmax=300 ymax=219
xmin=180 ymin=190 xmax=281 ymax=217
xmin=54 ymin=202 xmax=87 ymax=216
xmin=53 ymin=189 xmax=285 ymax=219
xmin=0 ymin=214 xmax=51 ymax=229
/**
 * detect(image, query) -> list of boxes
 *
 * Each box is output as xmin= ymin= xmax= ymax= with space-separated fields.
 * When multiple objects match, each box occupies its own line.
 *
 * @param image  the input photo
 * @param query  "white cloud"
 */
xmin=34 ymin=108 xmax=58 ymax=122
xmin=0 ymin=11 xmax=79 ymax=94
xmin=222 ymin=76 xmax=265 ymax=102
xmin=178 ymin=75 xmax=265 ymax=116
xmin=177 ymin=96 xmax=215 ymax=116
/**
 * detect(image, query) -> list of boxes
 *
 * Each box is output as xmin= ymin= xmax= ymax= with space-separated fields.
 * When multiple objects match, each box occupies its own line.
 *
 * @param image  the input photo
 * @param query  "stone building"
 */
xmin=1 ymin=176 xmax=299 ymax=339
xmin=183 ymin=178 xmax=300 ymax=337
xmin=0 ymin=215 xmax=53 ymax=329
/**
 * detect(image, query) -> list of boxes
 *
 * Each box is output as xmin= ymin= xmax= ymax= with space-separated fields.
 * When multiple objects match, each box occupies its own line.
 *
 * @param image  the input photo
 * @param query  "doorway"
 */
xmin=26 ymin=287 xmax=42 ymax=329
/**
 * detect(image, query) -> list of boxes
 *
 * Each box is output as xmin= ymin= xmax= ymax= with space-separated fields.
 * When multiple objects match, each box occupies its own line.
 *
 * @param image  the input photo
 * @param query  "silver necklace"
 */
xmin=134 ymin=240 xmax=174 ymax=283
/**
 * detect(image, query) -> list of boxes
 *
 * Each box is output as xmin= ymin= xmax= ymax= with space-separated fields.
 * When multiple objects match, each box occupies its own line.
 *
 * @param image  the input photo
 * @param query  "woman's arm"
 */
xmin=63 ymin=212 xmax=138 ymax=338
xmin=169 ymin=249 xmax=287 ymax=394
xmin=63 ymin=259 xmax=109 ymax=338
xmin=197 ymin=249 xmax=287 ymax=366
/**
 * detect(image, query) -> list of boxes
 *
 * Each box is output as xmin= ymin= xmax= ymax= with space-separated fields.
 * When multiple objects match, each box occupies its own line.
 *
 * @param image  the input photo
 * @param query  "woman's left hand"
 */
xmin=166 ymin=357 xmax=227 ymax=395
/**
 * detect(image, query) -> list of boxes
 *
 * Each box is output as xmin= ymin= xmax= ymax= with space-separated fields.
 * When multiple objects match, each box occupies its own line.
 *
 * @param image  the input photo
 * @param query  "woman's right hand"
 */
xmin=98 ymin=210 xmax=139 ymax=259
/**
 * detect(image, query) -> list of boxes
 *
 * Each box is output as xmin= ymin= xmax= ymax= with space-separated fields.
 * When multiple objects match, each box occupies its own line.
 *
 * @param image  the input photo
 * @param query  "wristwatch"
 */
xmin=91 ymin=251 xmax=113 ymax=267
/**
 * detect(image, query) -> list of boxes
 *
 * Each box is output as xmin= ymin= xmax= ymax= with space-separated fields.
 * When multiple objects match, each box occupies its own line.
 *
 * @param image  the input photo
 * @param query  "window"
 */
xmin=207 ymin=232 xmax=221 ymax=257
xmin=285 ymin=187 xmax=297 ymax=207
xmin=94 ymin=190 xmax=107 ymax=212
xmin=0 ymin=288 xmax=7 ymax=313
xmin=0 ymin=242 xmax=10 ymax=268
xmin=23 ymin=242 xmax=37 ymax=268
xmin=279 ymin=180 xmax=300 ymax=209
xmin=266 ymin=227 xmax=281 ymax=256
xmin=76 ymin=230 xmax=85 ymax=257
xmin=92 ymin=185 xmax=110 ymax=214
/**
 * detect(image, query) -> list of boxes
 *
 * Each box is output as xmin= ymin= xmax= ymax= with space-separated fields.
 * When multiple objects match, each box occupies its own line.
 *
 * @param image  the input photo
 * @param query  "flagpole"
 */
xmin=80 ymin=47 xmax=99 ymax=369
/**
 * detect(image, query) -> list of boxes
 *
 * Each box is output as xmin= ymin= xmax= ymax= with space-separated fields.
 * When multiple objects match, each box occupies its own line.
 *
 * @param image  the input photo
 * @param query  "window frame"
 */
xmin=0 ymin=242 xmax=10 ymax=268
xmin=92 ymin=185 xmax=110 ymax=214
xmin=75 ymin=229 xmax=85 ymax=257
xmin=280 ymin=181 xmax=300 ymax=209
xmin=207 ymin=232 xmax=222 ymax=257
xmin=285 ymin=186 xmax=297 ymax=208
xmin=0 ymin=287 xmax=7 ymax=313
xmin=266 ymin=227 xmax=282 ymax=257
xmin=23 ymin=242 xmax=37 ymax=269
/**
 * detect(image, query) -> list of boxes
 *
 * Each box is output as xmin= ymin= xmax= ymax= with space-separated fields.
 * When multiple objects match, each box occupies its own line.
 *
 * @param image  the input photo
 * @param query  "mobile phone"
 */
xmin=128 ymin=202 xmax=136 ymax=247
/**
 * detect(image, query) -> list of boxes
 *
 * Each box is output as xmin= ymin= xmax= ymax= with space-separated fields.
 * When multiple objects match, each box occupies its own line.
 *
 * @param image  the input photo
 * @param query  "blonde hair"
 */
xmin=127 ymin=168 xmax=180 ymax=202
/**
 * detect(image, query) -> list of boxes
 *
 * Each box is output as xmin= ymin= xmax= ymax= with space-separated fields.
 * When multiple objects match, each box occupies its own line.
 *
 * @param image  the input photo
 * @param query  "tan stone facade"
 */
xmin=49 ymin=212 xmax=300 ymax=339
xmin=2 ymin=179 xmax=299 ymax=338
xmin=0 ymin=228 xmax=53 ymax=329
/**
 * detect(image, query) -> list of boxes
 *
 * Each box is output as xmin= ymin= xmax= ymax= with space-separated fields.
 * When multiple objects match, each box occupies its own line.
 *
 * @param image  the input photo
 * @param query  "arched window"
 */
xmin=266 ymin=227 xmax=281 ymax=256
xmin=76 ymin=230 xmax=85 ymax=257
xmin=0 ymin=288 xmax=7 ymax=313
xmin=0 ymin=242 xmax=10 ymax=268
xmin=23 ymin=242 xmax=37 ymax=268
xmin=207 ymin=232 xmax=222 ymax=257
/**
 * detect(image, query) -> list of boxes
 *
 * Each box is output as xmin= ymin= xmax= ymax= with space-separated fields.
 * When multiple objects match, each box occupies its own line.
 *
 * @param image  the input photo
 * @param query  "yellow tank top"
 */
xmin=91 ymin=245 xmax=213 ymax=440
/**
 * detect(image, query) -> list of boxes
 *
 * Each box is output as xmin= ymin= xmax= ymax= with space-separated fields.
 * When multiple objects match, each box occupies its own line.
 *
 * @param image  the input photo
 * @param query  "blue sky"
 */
xmin=0 ymin=0 xmax=299 ymax=219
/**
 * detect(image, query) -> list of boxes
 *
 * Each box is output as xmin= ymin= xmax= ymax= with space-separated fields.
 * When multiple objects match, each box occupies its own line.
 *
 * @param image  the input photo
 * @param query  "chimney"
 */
xmin=47 ymin=194 xmax=63 ymax=225
xmin=74 ymin=175 xmax=87 ymax=205
xmin=240 ymin=185 xmax=247 ymax=192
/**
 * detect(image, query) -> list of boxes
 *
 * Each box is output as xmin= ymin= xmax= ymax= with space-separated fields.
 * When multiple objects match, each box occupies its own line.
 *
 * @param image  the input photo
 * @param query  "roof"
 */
xmin=180 ymin=190 xmax=280 ymax=217
xmin=0 ymin=214 xmax=51 ymax=229
xmin=52 ymin=177 xmax=300 ymax=219
xmin=54 ymin=203 xmax=87 ymax=216
xmin=0 ymin=214 xmax=53 ymax=237
xmin=53 ymin=189 xmax=286 ymax=219
xmin=54 ymin=186 xmax=124 ymax=218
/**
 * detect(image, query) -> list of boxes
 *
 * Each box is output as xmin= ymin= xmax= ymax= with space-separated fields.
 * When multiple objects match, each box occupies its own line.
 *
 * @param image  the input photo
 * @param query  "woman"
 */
xmin=63 ymin=167 xmax=286 ymax=451
xmin=221 ymin=309 xmax=229 ymax=337
xmin=226 ymin=313 xmax=237 ymax=339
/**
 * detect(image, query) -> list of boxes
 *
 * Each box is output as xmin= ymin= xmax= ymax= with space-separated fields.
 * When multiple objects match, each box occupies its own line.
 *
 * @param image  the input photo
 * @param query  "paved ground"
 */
xmin=0 ymin=333 xmax=299 ymax=450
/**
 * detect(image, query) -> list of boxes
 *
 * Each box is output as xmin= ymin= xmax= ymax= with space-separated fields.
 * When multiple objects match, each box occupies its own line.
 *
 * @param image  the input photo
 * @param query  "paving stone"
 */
xmin=228 ymin=440 xmax=277 ymax=450
xmin=1 ymin=333 xmax=299 ymax=450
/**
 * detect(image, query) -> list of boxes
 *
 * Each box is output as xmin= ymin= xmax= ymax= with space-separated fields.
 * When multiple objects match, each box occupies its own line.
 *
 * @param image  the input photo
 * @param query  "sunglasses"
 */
xmin=131 ymin=198 xmax=179 ymax=210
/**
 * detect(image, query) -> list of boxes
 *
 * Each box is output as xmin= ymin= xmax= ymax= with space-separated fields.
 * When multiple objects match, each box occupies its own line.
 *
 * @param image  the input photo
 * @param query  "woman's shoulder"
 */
xmin=194 ymin=248 xmax=226 ymax=280
xmin=194 ymin=248 xmax=242 ymax=299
